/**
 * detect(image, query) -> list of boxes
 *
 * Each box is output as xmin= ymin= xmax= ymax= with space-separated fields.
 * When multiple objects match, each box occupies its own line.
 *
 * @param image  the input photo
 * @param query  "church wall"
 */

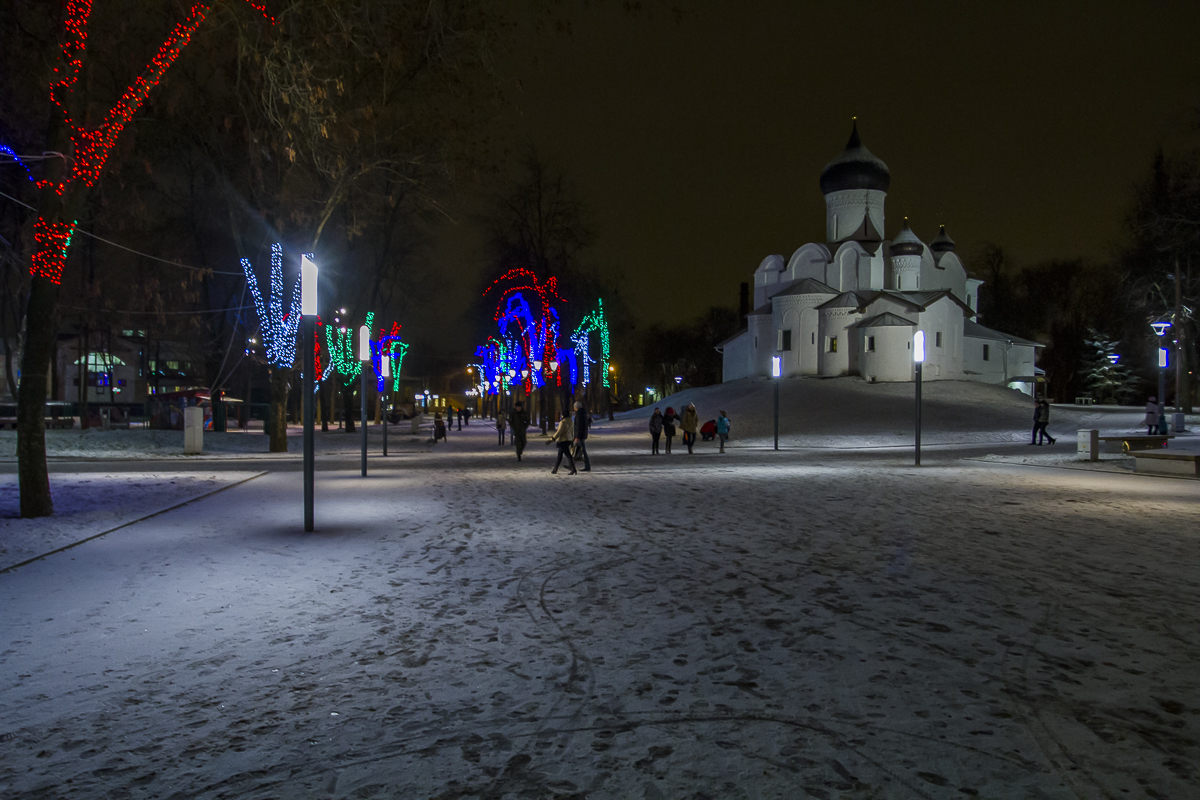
xmin=934 ymin=252 xmax=968 ymax=300
xmin=748 ymin=314 xmax=775 ymax=377
xmin=817 ymin=308 xmax=862 ymax=376
xmin=799 ymin=308 xmax=819 ymax=375
xmin=753 ymin=255 xmax=786 ymax=309
xmin=786 ymin=244 xmax=831 ymax=284
xmin=916 ymin=300 xmax=965 ymax=380
xmin=965 ymin=278 xmax=983 ymax=314
xmin=824 ymin=189 xmax=885 ymax=242
xmin=720 ymin=331 xmax=755 ymax=382
xmin=859 ymin=326 xmax=916 ymax=382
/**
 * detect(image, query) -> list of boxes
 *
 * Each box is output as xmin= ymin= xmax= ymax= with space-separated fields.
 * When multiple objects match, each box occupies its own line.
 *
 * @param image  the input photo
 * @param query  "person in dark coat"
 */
xmin=548 ymin=411 xmax=577 ymax=474
xmin=573 ymin=401 xmax=591 ymax=471
xmin=433 ymin=412 xmax=446 ymax=443
xmin=510 ymin=401 xmax=530 ymax=461
xmin=649 ymin=408 xmax=663 ymax=454
xmin=496 ymin=409 xmax=507 ymax=445
xmin=662 ymin=406 xmax=677 ymax=454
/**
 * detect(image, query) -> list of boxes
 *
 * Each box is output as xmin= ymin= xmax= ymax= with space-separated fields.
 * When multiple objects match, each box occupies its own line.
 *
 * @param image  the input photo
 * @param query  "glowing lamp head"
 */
xmin=532 ymin=360 xmax=542 ymax=371
xmin=381 ymin=355 xmax=391 ymax=378
xmin=1106 ymin=354 xmax=1120 ymax=364
xmin=674 ymin=376 xmax=682 ymax=385
xmin=771 ymin=355 xmax=781 ymax=378
xmin=358 ymin=325 xmax=371 ymax=361
xmin=1151 ymin=321 xmax=1172 ymax=337
xmin=300 ymin=255 xmax=318 ymax=315
xmin=914 ymin=330 xmax=926 ymax=363
xmin=1159 ymin=347 xmax=1169 ymax=368
xmin=508 ymin=369 xmax=517 ymax=378
xmin=521 ymin=369 xmax=529 ymax=378
xmin=549 ymin=360 xmax=559 ymax=372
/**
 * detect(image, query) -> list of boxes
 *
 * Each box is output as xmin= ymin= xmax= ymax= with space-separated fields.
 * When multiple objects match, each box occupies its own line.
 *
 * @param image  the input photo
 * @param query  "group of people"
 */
xmin=648 ymin=403 xmax=731 ymax=454
xmin=489 ymin=401 xmax=591 ymax=475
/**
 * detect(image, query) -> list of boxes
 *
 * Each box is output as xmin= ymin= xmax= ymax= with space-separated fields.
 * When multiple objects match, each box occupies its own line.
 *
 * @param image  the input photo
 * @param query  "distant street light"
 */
xmin=914 ymin=330 xmax=926 ymax=466
xmin=1152 ymin=321 xmax=1171 ymax=434
xmin=772 ymin=355 xmax=781 ymax=451
xmin=381 ymin=354 xmax=390 ymax=457
xmin=300 ymin=255 xmax=317 ymax=531
xmin=359 ymin=324 xmax=370 ymax=477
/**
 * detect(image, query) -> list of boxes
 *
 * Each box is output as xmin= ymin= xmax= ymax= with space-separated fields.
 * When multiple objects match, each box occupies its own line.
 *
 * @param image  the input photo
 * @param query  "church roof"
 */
xmin=747 ymin=302 xmax=774 ymax=317
xmin=817 ymin=291 xmax=873 ymax=310
xmin=834 ymin=214 xmax=884 ymax=255
xmin=865 ymin=290 xmax=976 ymax=316
xmin=929 ymin=225 xmax=956 ymax=254
xmin=771 ymin=277 xmax=838 ymax=298
xmin=963 ymin=319 xmax=1044 ymax=347
xmin=715 ymin=328 xmax=749 ymax=349
xmin=889 ymin=219 xmax=924 ymax=257
xmin=849 ymin=312 xmax=918 ymax=329
xmin=820 ymin=120 xmax=891 ymax=194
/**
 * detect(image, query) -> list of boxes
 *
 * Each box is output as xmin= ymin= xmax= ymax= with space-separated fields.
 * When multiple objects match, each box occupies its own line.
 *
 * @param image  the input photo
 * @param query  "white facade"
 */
xmin=718 ymin=122 xmax=1040 ymax=386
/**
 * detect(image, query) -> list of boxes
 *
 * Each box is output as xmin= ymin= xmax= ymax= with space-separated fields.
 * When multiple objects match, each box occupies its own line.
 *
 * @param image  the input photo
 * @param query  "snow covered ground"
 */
xmin=1 ymin=384 xmax=1198 ymax=798
xmin=0 ymin=472 xmax=264 ymax=571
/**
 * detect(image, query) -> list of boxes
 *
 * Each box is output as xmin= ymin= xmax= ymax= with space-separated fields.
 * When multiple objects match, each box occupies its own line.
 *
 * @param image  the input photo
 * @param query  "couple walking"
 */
xmin=1030 ymin=399 xmax=1056 ymax=445
xmin=548 ymin=401 xmax=591 ymax=474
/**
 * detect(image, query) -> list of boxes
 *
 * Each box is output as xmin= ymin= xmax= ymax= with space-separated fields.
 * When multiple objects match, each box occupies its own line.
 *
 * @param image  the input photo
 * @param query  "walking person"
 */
xmin=496 ymin=408 xmax=507 ymax=445
xmin=1034 ymin=399 xmax=1056 ymax=445
xmin=573 ymin=401 xmax=591 ymax=471
xmin=547 ymin=411 xmax=577 ymax=475
xmin=716 ymin=409 xmax=731 ymax=453
xmin=649 ymin=407 xmax=663 ymax=454
xmin=680 ymin=402 xmax=699 ymax=454
xmin=510 ymin=401 xmax=530 ymax=462
xmin=1145 ymin=396 xmax=1161 ymax=435
xmin=663 ymin=406 xmax=677 ymax=454
xmin=457 ymin=408 xmax=463 ymax=431
xmin=433 ymin=412 xmax=446 ymax=443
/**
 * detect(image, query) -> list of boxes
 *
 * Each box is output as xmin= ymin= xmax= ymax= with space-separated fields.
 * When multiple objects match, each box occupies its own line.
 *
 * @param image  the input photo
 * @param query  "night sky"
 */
xmin=438 ymin=1 xmax=1200 ymax=331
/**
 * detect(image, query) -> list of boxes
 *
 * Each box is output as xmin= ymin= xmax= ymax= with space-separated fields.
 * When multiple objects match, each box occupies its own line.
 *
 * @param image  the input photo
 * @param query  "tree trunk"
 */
xmin=17 ymin=276 xmax=59 ymax=517
xmin=267 ymin=366 xmax=291 ymax=452
xmin=342 ymin=380 xmax=356 ymax=433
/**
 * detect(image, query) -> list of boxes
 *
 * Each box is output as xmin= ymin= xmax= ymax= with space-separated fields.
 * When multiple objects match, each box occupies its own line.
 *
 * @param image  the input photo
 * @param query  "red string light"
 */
xmin=30 ymin=218 xmax=77 ymax=283
xmin=31 ymin=1 xmax=274 ymax=282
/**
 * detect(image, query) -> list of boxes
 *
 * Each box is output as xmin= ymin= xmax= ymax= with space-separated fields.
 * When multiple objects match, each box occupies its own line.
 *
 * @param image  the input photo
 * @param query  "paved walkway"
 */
xmin=2 ymin=423 xmax=1198 ymax=798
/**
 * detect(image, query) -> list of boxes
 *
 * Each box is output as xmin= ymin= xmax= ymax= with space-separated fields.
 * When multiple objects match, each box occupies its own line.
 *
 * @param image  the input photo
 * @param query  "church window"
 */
xmin=832 ymin=214 xmax=838 ymax=240
xmin=826 ymin=336 xmax=838 ymax=353
xmin=983 ymin=344 xmax=990 ymax=361
xmin=866 ymin=336 xmax=875 ymax=352
xmin=935 ymin=332 xmax=943 ymax=348
xmin=779 ymin=330 xmax=792 ymax=351
xmin=811 ymin=332 xmax=815 ymax=345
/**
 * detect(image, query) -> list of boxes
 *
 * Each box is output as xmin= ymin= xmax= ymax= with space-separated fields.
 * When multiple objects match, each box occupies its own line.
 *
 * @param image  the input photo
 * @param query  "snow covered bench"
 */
xmin=1099 ymin=435 xmax=1168 ymax=454
xmin=1130 ymin=451 xmax=1200 ymax=478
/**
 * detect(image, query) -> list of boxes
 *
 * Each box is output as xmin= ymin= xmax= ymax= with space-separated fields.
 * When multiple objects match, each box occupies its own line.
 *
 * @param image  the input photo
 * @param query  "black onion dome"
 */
xmin=820 ymin=119 xmax=891 ymax=195
xmin=929 ymin=224 xmax=956 ymax=253
xmin=890 ymin=218 xmax=924 ymax=256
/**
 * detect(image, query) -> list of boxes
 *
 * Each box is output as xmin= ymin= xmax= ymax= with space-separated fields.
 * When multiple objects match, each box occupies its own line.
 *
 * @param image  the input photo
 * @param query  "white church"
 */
xmin=718 ymin=121 xmax=1041 ymax=391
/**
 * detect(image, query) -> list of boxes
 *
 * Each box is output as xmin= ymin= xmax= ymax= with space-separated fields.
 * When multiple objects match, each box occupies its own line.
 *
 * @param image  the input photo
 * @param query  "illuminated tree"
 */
xmin=12 ymin=0 xmax=270 ymax=517
xmin=242 ymin=243 xmax=301 ymax=452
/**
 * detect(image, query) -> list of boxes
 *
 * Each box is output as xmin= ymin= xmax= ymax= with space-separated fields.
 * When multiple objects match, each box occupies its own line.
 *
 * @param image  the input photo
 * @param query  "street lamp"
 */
xmin=381 ymin=353 xmax=390 ymax=457
xmin=358 ymin=324 xmax=370 ymax=477
xmin=300 ymin=255 xmax=317 ymax=531
xmin=1151 ymin=321 xmax=1171 ymax=435
xmin=914 ymin=330 xmax=925 ymax=466
xmin=771 ymin=354 xmax=781 ymax=451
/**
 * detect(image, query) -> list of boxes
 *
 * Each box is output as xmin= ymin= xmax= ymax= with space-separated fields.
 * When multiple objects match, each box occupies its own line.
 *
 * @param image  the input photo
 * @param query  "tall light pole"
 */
xmin=1152 ymin=321 xmax=1170 ymax=435
xmin=359 ymin=324 xmax=370 ymax=476
xmin=381 ymin=353 xmax=390 ymax=457
xmin=914 ymin=330 xmax=925 ymax=466
xmin=772 ymin=355 xmax=781 ymax=451
xmin=301 ymin=255 xmax=317 ymax=531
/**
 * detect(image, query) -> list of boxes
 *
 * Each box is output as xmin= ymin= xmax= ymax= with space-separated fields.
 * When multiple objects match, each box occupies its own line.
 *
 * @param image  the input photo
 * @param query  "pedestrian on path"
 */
xmin=496 ymin=409 xmax=507 ymax=445
xmin=456 ymin=408 xmax=463 ymax=431
xmin=663 ymin=406 xmax=677 ymax=454
xmin=463 ymin=408 xmax=472 ymax=426
xmin=433 ymin=412 xmax=446 ymax=443
xmin=548 ymin=411 xmax=577 ymax=474
xmin=1145 ymin=396 xmax=1162 ymax=435
xmin=573 ymin=401 xmax=591 ymax=471
xmin=1032 ymin=399 xmax=1056 ymax=445
xmin=680 ymin=402 xmax=699 ymax=454
xmin=716 ymin=410 xmax=731 ymax=453
xmin=649 ymin=408 xmax=663 ymax=454
xmin=510 ymin=401 xmax=530 ymax=461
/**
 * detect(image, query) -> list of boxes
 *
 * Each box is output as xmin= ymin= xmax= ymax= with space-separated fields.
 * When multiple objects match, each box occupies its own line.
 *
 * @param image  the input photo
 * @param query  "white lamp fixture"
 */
xmin=771 ymin=355 xmax=781 ymax=378
xmin=1151 ymin=321 xmax=1171 ymax=337
xmin=300 ymin=255 xmax=318 ymax=315
xmin=1159 ymin=347 xmax=1169 ymax=368
xmin=508 ymin=369 xmax=517 ymax=378
xmin=521 ymin=369 xmax=529 ymax=378
xmin=533 ymin=359 xmax=542 ymax=371
xmin=381 ymin=354 xmax=391 ymax=378
xmin=358 ymin=325 xmax=371 ymax=361
xmin=549 ymin=360 xmax=559 ymax=372
xmin=1106 ymin=354 xmax=1120 ymax=364
xmin=914 ymin=330 xmax=926 ymax=363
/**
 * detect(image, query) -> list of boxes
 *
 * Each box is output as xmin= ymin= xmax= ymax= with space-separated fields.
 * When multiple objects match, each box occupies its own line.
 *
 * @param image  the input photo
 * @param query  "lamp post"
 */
xmin=300 ymin=255 xmax=317 ymax=531
xmin=771 ymin=355 xmax=781 ymax=451
xmin=381 ymin=353 xmax=390 ymax=457
xmin=1152 ymin=321 xmax=1170 ymax=435
xmin=359 ymin=324 xmax=370 ymax=476
xmin=914 ymin=330 xmax=925 ymax=466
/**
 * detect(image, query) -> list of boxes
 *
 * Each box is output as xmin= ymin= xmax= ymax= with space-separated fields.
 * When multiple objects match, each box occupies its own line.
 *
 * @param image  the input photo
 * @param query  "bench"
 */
xmin=1099 ymin=435 xmax=1169 ymax=454
xmin=1130 ymin=450 xmax=1200 ymax=478
xmin=1074 ymin=397 xmax=1094 ymax=405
